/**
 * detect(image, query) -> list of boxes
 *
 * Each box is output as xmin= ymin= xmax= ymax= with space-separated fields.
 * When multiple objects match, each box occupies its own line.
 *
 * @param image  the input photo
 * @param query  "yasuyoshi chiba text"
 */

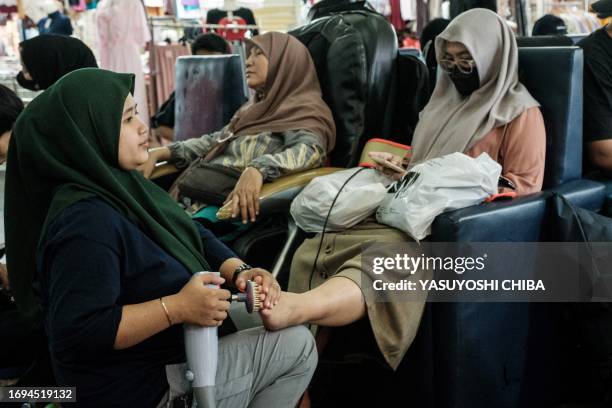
xmin=373 ymin=279 xmax=546 ymax=292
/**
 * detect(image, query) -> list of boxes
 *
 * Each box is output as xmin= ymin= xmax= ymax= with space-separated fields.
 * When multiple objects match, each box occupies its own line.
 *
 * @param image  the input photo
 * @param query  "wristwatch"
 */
xmin=231 ymin=263 xmax=253 ymax=286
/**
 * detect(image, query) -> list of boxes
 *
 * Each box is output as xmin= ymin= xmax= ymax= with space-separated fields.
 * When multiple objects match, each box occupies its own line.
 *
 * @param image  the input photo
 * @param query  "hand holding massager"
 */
xmin=184 ymin=271 xmax=262 ymax=408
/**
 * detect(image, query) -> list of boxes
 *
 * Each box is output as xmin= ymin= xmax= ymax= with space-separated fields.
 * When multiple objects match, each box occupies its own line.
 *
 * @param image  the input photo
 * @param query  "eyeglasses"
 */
xmin=439 ymin=59 xmax=476 ymax=75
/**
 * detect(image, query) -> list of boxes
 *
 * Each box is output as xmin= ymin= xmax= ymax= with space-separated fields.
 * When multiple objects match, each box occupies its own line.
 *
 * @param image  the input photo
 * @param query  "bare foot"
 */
xmin=259 ymin=292 xmax=305 ymax=331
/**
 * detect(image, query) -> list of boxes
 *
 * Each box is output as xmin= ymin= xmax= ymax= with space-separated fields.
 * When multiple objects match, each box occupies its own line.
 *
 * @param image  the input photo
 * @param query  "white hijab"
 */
xmin=409 ymin=8 xmax=540 ymax=165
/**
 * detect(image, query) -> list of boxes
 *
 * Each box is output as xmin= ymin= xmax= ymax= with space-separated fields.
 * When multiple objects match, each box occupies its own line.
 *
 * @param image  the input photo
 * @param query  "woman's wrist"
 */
xmin=246 ymin=165 xmax=267 ymax=181
xmin=149 ymin=147 xmax=171 ymax=162
xmin=219 ymin=258 xmax=246 ymax=287
xmin=162 ymin=294 xmax=184 ymax=325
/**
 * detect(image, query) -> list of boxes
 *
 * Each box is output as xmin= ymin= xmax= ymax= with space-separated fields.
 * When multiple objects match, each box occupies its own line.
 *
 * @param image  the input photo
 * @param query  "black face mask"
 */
xmin=449 ymin=67 xmax=480 ymax=97
xmin=16 ymin=71 xmax=40 ymax=91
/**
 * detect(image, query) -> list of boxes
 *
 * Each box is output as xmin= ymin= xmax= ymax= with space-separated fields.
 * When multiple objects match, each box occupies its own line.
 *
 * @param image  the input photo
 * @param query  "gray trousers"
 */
xmin=159 ymin=325 xmax=317 ymax=408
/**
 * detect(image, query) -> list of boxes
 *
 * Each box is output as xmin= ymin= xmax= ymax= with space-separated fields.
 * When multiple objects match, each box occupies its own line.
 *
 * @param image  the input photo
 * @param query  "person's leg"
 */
xmin=260 ymin=277 xmax=366 ymax=331
xmin=215 ymin=325 xmax=317 ymax=408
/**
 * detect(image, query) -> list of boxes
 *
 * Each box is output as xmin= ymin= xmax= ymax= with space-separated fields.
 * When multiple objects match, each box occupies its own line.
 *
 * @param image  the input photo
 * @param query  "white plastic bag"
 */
xmin=376 ymin=152 xmax=501 ymax=241
xmin=291 ymin=168 xmax=393 ymax=233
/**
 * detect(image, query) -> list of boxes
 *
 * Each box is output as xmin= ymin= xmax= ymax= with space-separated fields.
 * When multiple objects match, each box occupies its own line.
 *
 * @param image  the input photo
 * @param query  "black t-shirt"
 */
xmin=36 ymin=198 xmax=235 ymax=407
xmin=205 ymin=8 xmax=259 ymax=35
xmin=579 ymin=27 xmax=612 ymax=143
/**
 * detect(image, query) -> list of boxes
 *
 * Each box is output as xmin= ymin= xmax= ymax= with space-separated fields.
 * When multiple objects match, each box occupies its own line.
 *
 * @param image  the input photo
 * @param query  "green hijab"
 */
xmin=6 ymin=68 xmax=210 ymax=320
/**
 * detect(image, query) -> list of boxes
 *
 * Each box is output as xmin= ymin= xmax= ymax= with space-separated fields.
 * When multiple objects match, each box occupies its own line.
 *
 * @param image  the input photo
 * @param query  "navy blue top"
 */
xmin=38 ymin=12 xmax=74 ymax=36
xmin=35 ymin=197 xmax=235 ymax=407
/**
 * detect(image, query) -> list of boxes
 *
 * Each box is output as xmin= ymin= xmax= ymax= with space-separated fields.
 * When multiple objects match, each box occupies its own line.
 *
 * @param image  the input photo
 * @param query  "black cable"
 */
xmin=308 ymin=167 xmax=367 ymax=290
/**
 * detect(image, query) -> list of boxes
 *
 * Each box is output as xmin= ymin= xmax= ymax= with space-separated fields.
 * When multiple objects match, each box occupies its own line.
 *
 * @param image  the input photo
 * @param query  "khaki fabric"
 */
xmin=289 ymin=220 xmax=430 ymax=370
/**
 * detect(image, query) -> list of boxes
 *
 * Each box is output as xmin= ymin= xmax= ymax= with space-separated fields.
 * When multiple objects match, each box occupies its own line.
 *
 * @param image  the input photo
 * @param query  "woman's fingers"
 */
xmin=231 ymin=193 xmax=241 ymax=219
xmin=246 ymin=191 xmax=256 ymax=222
xmin=239 ymin=191 xmax=249 ymax=223
xmin=224 ymin=191 xmax=234 ymax=205
xmin=254 ymin=189 xmax=260 ymax=217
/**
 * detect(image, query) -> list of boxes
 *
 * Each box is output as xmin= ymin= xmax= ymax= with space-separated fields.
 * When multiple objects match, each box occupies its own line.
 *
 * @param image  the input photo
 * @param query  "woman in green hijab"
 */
xmin=5 ymin=68 xmax=316 ymax=407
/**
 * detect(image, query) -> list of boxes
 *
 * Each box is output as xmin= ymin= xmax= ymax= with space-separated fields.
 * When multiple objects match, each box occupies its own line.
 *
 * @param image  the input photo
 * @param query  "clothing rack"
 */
xmin=150 ymin=21 xmax=259 ymax=29
xmin=528 ymin=0 xmax=598 ymax=34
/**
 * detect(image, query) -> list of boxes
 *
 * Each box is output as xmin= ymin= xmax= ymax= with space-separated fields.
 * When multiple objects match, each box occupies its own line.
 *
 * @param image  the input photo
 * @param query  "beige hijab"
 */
xmin=220 ymin=32 xmax=336 ymax=154
xmin=409 ymin=8 xmax=539 ymax=165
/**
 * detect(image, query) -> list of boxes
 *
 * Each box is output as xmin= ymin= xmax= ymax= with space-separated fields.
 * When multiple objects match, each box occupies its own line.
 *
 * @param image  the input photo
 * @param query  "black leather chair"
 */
xmin=569 ymin=33 xmax=588 ymax=44
xmin=288 ymin=10 xmax=398 ymax=167
xmin=306 ymin=0 xmax=375 ymax=21
xmin=388 ymin=49 xmax=431 ymax=145
xmin=408 ymin=47 xmax=606 ymax=408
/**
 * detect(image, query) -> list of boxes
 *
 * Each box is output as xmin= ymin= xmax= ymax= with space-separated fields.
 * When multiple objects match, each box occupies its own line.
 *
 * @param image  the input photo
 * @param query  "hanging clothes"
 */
xmin=164 ymin=0 xmax=174 ymax=15
xmin=0 ymin=0 xmax=17 ymax=14
xmin=206 ymin=7 xmax=259 ymax=35
xmin=389 ymin=0 xmax=405 ymax=30
xmin=416 ymin=0 xmax=429 ymax=35
xmin=70 ymin=0 xmax=86 ymax=11
xmin=370 ymin=0 xmax=392 ymax=16
xmin=216 ymin=16 xmax=249 ymax=41
xmin=429 ymin=0 xmax=444 ymax=19
xmin=558 ymin=11 xmax=600 ymax=34
xmin=400 ymin=0 xmax=417 ymax=21
xmin=96 ymin=0 xmax=151 ymax=123
xmin=151 ymin=43 xmax=190 ymax=109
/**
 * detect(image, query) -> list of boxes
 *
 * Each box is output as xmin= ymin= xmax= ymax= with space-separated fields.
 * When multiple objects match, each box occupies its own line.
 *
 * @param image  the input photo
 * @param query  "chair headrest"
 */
xmin=174 ymin=55 xmax=247 ymax=142
xmin=516 ymin=35 xmax=574 ymax=47
xmin=307 ymin=0 xmax=373 ymax=21
xmin=290 ymin=12 xmax=397 ymax=167
xmin=518 ymin=47 xmax=583 ymax=188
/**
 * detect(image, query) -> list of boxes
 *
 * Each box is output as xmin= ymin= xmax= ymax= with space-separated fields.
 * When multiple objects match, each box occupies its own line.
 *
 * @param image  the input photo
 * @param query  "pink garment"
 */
xmin=465 ymin=107 xmax=546 ymax=196
xmin=389 ymin=0 xmax=404 ymax=30
xmin=96 ymin=0 xmax=151 ymax=123
xmin=164 ymin=0 xmax=174 ymax=15
xmin=152 ymin=44 xmax=190 ymax=109
xmin=71 ymin=0 xmax=86 ymax=12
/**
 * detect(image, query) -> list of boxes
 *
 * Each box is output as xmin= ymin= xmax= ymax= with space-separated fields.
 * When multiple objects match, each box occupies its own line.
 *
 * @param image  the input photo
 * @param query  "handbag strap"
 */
xmin=553 ymin=192 xmax=602 ymax=283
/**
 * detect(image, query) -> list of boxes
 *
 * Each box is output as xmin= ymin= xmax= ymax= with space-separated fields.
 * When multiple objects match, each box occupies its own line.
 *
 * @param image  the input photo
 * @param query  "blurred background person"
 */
xmin=532 ymin=14 xmax=568 ymax=36
xmin=16 ymin=35 xmax=97 ymax=91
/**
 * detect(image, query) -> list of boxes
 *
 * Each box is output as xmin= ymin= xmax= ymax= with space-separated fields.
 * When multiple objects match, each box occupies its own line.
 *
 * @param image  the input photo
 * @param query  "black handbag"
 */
xmin=176 ymin=160 xmax=242 ymax=206
xmin=549 ymin=193 xmax=612 ymax=404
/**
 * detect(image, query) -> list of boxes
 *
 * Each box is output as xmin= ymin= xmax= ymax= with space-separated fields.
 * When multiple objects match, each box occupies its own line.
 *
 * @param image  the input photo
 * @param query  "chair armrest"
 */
xmin=216 ymin=167 xmax=344 ymax=220
xmin=150 ymin=162 xmax=179 ymax=179
xmin=430 ymin=179 xmax=606 ymax=242
xmin=431 ymin=192 xmax=551 ymax=242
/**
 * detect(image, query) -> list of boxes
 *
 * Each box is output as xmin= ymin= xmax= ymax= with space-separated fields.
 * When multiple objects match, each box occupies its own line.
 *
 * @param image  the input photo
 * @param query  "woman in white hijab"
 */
xmin=261 ymin=8 xmax=546 ymax=372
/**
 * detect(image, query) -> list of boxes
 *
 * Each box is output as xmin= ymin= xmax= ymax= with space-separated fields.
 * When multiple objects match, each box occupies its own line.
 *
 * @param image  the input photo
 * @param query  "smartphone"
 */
xmin=498 ymin=176 xmax=517 ymax=190
xmin=370 ymin=155 xmax=407 ymax=174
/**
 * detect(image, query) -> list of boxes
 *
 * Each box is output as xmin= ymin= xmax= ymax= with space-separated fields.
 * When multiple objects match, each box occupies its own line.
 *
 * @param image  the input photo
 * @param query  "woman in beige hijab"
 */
xmin=140 ymin=32 xmax=336 ymax=224
xmin=262 ymin=8 xmax=546 ymax=373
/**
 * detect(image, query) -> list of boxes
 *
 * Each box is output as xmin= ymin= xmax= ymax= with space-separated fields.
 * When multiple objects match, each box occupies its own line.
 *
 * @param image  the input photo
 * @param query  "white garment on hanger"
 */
xmin=370 ymin=0 xmax=392 ymax=16
xmin=441 ymin=0 xmax=450 ymax=19
xmin=429 ymin=0 xmax=442 ymax=19
xmin=96 ymin=0 xmax=151 ymax=123
xmin=400 ymin=0 xmax=417 ymax=21
xmin=144 ymin=0 xmax=163 ymax=6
